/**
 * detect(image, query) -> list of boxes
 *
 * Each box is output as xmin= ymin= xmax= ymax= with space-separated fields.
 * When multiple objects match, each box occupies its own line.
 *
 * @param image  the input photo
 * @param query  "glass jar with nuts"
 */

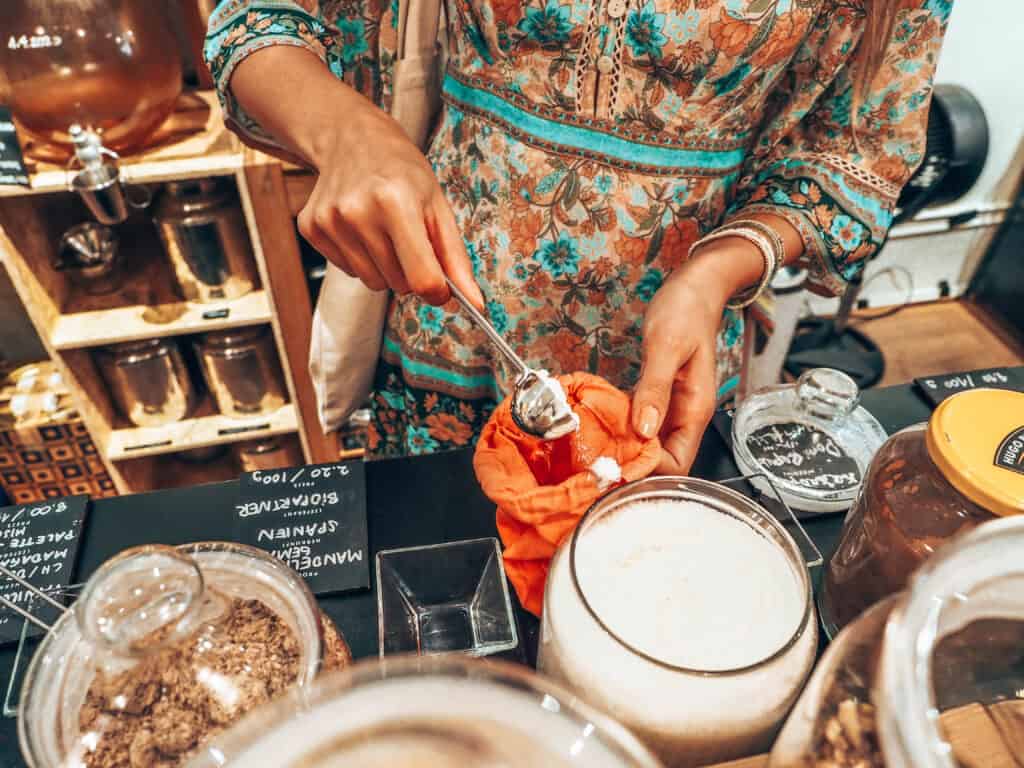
xmin=771 ymin=515 xmax=1024 ymax=768
xmin=18 ymin=543 xmax=351 ymax=768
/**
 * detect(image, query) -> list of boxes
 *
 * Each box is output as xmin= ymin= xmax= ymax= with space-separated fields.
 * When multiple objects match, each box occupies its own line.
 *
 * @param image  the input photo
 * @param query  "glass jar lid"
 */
xmin=18 ymin=543 xmax=324 ymax=768
xmin=926 ymin=389 xmax=1024 ymax=518
xmin=731 ymin=368 xmax=889 ymax=513
xmin=199 ymin=327 xmax=267 ymax=351
xmin=185 ymin=657 xmax=663 ymax=768
xmin=103 ymin=338 xmax=171 ymax=365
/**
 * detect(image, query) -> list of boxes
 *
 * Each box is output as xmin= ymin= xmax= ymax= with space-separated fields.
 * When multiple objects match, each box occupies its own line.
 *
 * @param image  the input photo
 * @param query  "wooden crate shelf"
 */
xmin=0 ymin=92 xmax=241 ymax=198
xmin=105 ymin=402 xmax=298 ymax=461
xmin=50 ymin=290 xmax=273 ymax=350
xmin=0 ymin=86 xmax=338 ymax=494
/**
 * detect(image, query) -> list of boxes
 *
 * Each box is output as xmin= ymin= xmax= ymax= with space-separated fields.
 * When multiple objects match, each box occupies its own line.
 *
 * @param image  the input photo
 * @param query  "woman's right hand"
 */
xmin=229 ymin=45 xmax=483 ymax=308
xmin=299 ymin=103 xmax=484 ymax=308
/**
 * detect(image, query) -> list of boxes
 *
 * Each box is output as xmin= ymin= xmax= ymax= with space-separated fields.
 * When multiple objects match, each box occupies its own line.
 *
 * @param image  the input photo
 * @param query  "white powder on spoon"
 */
xmin=533 ymin=370 xmax=580 ymax=438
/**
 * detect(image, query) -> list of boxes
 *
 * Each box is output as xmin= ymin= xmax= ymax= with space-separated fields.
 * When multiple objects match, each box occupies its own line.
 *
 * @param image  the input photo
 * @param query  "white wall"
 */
xmin=811 ymin=0 xmax=1024 ymax=314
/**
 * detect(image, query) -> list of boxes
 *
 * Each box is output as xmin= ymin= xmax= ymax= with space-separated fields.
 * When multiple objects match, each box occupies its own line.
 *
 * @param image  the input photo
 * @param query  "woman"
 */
xmin=206 ymin=0 xmax=951 ymax=470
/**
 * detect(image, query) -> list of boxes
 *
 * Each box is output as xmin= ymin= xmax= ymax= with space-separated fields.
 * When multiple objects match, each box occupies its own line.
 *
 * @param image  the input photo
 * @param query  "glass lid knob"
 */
xmin=75 ymin=545 xmax=205 ymax=657
xmin=795 ymin=368 xmax=859 ymax=421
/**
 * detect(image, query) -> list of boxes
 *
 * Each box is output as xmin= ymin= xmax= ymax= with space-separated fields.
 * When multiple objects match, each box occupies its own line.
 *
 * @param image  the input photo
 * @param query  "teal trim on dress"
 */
xmin=443 ymin=75 xmax=746 ymax=173
xmin=382 ymin=336 xmax=500 ymax=393
xmin=717 ymin=374 xmax=740 ymax=401
xmin=772 ymin=158 xmax=893 ymax=225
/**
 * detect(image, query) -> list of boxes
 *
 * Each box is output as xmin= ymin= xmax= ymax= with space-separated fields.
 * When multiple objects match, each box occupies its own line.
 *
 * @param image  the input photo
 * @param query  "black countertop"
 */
xmin=0 ymin=380 xmax=944 ymax=766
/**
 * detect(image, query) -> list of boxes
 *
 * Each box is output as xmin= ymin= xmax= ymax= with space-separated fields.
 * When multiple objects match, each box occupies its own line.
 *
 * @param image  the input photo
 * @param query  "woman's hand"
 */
xmin=629 ymin=265 xmax=729 ymax=474
xmin=630 ymin=237 xmax=768 ymax=474
xmin=298 ymin=104 xmax=483 ymax=308
xmin=230 ymin=45 xmax=484 ymax=308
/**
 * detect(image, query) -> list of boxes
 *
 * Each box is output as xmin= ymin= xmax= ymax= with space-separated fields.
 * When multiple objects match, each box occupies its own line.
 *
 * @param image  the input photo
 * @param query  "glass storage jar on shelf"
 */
xmin=770 ymin=514 xmax=1024 ymax=768
xmin=0 ymin=0 xmax=182 ymax=158
xmin=18 ymin=542 xmax=350 ymax=768
xmin=820 ymin=389 xmax=1024 ymax=636
xmin=195 ymin=328 xmax=288 ymax=418
xmin=185 ymin=656 xmax=663 ymax=768
xmin=154 ymin=180 xmax=257 ymax=304
xmin=731 ymin=368 xmax=888 ymax=515
xmin=96 ymin=339 xmax=197 ymax=427
xmin=539 ymin=477 xmax=819 ymax=767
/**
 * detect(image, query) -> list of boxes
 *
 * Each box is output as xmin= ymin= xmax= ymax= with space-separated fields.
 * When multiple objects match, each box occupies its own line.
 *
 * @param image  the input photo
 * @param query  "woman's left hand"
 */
xmin=630 ymin=237 xmax=767 ymax=474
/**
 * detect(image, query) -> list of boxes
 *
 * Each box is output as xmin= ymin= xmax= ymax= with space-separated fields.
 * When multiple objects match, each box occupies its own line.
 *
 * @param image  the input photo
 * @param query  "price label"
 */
xmin=235 ymin=461 xmax=369 ymax=595
xmin=915 ymin=367 xmax=1024 ymax=408
xmin=0 ymin=495 xmax=89 ymax=643
xmin=0 ymin=106 xmax=29 ymax=187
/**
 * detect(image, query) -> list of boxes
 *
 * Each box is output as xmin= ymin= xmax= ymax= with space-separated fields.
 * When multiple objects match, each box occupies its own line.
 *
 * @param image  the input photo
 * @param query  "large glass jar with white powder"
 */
xmin=539 ymin=476 xmax=818 ymax=767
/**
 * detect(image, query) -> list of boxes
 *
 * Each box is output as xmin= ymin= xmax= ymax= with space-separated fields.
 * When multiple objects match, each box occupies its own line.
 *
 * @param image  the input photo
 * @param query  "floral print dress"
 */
xmin=206 ymin=0 xmax=951 ymax=457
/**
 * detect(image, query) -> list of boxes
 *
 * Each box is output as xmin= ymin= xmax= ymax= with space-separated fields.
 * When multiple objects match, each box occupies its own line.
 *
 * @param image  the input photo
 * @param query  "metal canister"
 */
xmin=195 ymin=328 xmax=287 ymax=418
xmin=153 ymin=179 xmax=256 ymax=303
xmin=235 ymin=436 xmax=304 ymax=471
xmin=96 ymin=339 xmax=197 ymax=427
xmin=54 ymin=222 xmax=123 ymax=295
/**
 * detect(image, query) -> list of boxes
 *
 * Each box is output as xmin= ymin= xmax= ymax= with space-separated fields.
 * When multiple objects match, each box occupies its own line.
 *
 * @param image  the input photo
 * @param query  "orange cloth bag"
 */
xmin=473 ymin=372 xmax=661 ymax=616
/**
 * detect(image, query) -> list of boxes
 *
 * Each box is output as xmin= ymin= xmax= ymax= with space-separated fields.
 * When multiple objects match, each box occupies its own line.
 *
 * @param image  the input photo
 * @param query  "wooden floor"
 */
xmin=851 ymin=300 xmax=1024 ymax=387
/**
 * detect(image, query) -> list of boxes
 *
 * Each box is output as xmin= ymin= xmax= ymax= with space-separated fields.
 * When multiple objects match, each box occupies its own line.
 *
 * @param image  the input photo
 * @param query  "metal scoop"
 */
xmin=445 ymin=279 xmax=580 ymax=440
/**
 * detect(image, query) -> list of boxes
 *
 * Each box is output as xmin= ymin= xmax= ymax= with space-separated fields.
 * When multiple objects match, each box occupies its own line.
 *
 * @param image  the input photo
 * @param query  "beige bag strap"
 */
xmin=396 ymin=0 xmax=443 ymax=57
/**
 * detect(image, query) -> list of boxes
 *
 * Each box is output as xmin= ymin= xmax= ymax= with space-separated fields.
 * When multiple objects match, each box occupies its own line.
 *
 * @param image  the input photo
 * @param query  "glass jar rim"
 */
xmin=186 ymin=655 xmax=664 ymax=768
xmin=876 ymin=515 xmax=1024 ymax=768
xmin=568 ymin=476 xmax=814 ymax=676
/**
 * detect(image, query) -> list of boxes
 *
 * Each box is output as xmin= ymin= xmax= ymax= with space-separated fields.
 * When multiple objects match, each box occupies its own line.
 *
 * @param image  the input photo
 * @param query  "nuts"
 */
xmin=811 ymin=697 xmax=883 ymax=768
xmin=78 ymin=597 xmax=301 ymax=768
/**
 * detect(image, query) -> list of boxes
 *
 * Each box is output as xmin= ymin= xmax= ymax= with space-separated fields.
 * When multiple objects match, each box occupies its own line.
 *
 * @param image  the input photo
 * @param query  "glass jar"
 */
xmin=185 ymin=656 xmax=663 ymax=767
xmin=154 ymin=180 xmax=257 ymax=304
xmin=770 ymin=514 xmax=1024 ymax=768
xmin=195 ymin=328 xmax=288 ymax=418
xmin=96 ymin=339 xmax=197 ymax=427
xmin=821 ymin=389 xmax=1024 ymax=635
xmin=17 ymin=542 xmax=339 ymax=768
xmin=538 ymin=477 xmax=819 ymax=767
xmin=732 ymin=368 xmax=888 ymax=514
xmin=0 ymin=0 xmax=182 ymax=158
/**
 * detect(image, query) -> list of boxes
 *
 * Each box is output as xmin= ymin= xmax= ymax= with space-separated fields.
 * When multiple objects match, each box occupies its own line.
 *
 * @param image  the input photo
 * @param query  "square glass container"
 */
xmin=376 ymin=538 xmax=519 ymax=658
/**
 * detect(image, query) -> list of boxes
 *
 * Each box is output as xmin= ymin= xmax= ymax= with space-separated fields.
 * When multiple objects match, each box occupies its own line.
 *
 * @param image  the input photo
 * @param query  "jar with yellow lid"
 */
xmin=820 ymin=388 xmax=1024 ymax=636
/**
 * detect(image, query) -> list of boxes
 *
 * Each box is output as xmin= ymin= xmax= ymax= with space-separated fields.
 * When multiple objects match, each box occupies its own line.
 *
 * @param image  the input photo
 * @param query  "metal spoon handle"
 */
xmin=445 ymin=278 xmax=529 ymax=377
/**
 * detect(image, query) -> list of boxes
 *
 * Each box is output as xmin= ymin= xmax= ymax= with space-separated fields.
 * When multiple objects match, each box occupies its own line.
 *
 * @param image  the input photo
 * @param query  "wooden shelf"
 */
xmin=0 ymin=84 xmax=340 ymax=493
xmin=51 ymin=290 xmax=272 ymax=350
xmin=0 ymin=91 xmax=241 ymax=199
xmin=104 ymin=402 xmax=298 ymax=461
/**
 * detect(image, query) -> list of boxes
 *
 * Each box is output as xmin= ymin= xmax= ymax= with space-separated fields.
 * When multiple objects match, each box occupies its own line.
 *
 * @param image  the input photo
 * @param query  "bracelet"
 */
xmin=688 ymin=222 xmax=782 ymax=310
xmin=723 ymin=219 xmax=786 ymax=306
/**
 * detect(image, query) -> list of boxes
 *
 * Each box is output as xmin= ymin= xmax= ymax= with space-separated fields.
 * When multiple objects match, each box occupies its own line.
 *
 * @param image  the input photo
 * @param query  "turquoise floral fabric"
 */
xmin=206 ymin=0 xmax=951 ymax=457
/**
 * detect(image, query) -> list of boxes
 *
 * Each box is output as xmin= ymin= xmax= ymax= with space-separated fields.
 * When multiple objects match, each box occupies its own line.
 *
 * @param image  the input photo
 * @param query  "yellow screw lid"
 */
xmin=926 ymin=389 xmax=1024 ymax=517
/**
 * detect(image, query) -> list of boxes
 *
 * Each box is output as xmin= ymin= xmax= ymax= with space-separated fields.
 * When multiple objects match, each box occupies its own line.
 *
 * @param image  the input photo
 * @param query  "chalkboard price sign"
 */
xmin=915 ymin=367 xmax=1024 ymax=408
xmin=235 ymin=461 xmax=369 ymax=595
xmin=0 ymin=495 xmax=89 ymax=644
xmin=744 ymin=423 xmax=862 ymax=494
